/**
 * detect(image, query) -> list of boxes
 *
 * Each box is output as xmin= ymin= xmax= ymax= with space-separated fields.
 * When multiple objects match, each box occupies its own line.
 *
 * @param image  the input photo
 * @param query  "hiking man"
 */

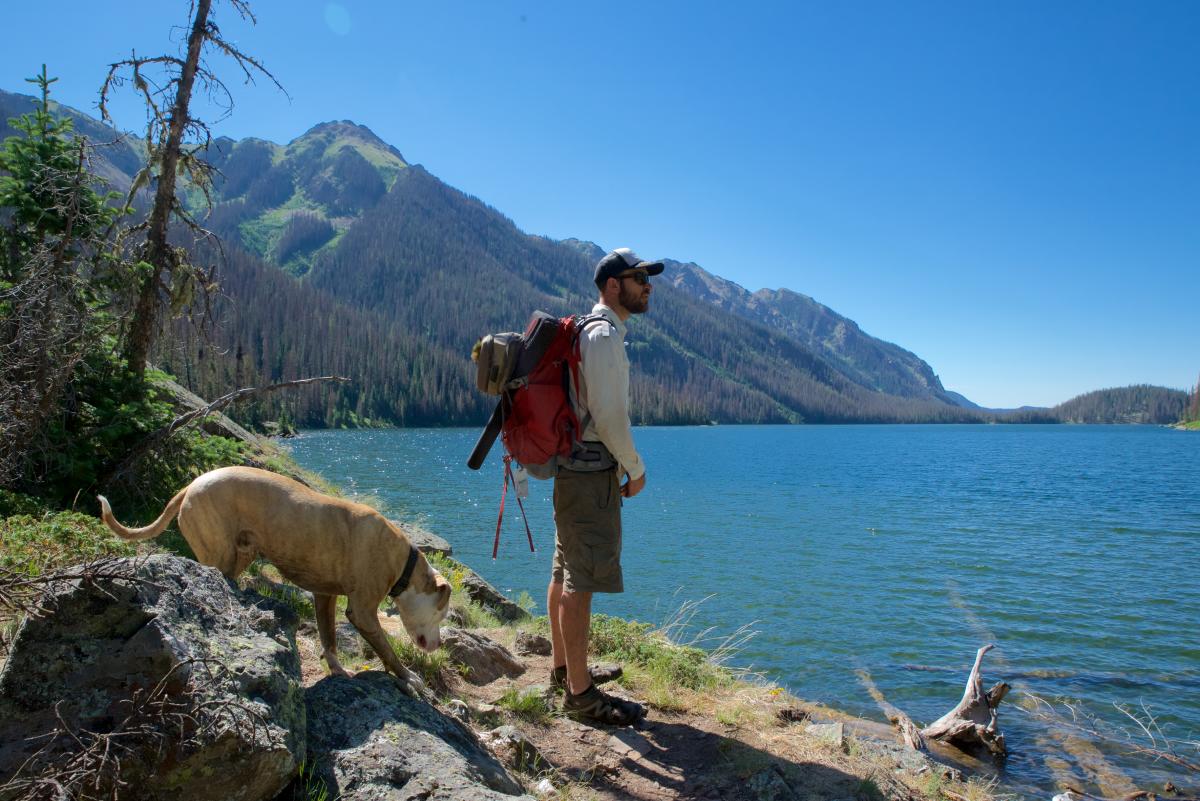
xmin=548 ymin=247 xmax=662 ymax=725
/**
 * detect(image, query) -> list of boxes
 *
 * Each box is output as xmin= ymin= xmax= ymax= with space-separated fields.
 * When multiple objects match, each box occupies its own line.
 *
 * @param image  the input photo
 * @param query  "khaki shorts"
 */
xmin=551 ymin=467 xmax=623 ymax=593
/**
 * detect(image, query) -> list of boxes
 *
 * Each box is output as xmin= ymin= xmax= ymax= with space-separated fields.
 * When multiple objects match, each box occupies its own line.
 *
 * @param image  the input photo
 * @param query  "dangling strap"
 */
xmin=493 ymin=455 xmax=536 ymax=559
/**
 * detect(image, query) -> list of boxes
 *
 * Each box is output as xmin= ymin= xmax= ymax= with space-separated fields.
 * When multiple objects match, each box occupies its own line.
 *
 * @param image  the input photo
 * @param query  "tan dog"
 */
xmin=97 ymin=466 xmax=450 ymax=691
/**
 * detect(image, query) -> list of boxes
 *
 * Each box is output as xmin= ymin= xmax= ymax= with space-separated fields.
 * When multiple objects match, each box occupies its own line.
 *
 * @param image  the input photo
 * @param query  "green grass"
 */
xmin=385 ymin=632 xmax=452 ymax=689
xmin=857 ymin=777 xmax=885 ymax=801
xmin=495 ymin=686 xmax=554 ymax=724
xmin=0 ymin=511 xmax=136 ymax=576
xmin=589 ymin=614 xmax=732 ymax=693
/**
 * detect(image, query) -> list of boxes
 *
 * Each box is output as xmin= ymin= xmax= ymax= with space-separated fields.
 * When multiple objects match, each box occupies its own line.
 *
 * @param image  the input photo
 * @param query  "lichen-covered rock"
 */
xmin=441 ymin=628 xmax=525 ymax=686
xmin=479 ymin=725 xmax=556 ymax=777
xmin=304 ymin=671 xmax=534 ymax=801
xmin=462 ymin=573 xmax=528 ymax=623
xmin=0 ymin=554 xmax=304 ymax=801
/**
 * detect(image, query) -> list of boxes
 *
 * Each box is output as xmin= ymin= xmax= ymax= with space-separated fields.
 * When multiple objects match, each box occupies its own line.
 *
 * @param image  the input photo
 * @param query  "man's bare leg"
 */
xmin=548 ymin=580 xmax=566 ymax=669
xmin=558 ymin=587 xmax=593 ymax=695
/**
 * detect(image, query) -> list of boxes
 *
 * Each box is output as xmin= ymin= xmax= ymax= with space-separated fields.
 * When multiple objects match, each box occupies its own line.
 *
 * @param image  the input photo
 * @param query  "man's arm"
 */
xmin=580 ymin=330 xmax=645 ymax=482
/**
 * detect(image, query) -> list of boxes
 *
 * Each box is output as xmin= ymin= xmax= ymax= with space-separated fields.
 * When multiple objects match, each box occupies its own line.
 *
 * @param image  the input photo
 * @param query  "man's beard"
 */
xmin=619 ymin=284 xmax=650 ymax=314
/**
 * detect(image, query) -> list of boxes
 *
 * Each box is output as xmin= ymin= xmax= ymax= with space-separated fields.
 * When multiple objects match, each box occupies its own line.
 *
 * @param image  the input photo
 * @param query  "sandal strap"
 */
xmin=564 ymin=684 xmax=644 ymax=725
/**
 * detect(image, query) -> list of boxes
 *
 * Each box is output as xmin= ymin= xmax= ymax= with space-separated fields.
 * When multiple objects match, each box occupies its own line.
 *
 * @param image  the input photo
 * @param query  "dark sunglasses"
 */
xmin=619 ymin=271 xmax=651 ymax=286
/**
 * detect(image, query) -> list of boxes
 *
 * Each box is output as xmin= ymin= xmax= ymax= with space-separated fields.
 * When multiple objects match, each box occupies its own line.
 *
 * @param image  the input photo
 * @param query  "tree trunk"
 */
xmin=123 ymin=0 xmax=212 ymax=378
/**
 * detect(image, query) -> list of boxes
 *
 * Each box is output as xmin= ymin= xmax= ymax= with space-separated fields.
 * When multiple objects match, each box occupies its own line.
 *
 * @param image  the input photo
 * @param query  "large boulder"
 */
xmin=303 ymin=671 xmax=534 ymax=801
xmin=0 ymin=555 xmax=304 ymax=801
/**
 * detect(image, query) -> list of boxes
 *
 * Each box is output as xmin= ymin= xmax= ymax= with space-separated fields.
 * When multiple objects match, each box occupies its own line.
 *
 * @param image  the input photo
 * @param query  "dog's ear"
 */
xmin=437 ymin=582 xmax=451 ymax=611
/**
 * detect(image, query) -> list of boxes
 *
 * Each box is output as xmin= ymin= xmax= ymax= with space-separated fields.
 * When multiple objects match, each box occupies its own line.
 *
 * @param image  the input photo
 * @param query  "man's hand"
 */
xmin=621 ymin=472 xmax=646 ymax=498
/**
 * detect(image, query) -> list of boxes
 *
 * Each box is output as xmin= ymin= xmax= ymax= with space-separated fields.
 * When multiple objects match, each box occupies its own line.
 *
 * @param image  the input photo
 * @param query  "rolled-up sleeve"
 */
xmin=580 ymin=330 xmax=645 ymax=481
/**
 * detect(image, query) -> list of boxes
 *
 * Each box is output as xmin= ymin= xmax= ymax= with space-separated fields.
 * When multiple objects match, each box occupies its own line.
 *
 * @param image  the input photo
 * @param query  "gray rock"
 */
xmin=514 ymin=631 xmax=552 ymax=656
xmin=392 ymin=520 xmax=453 ymax=557
xmin=0 ymin=555 xmax=304 ymax=801
xmin=748 ymin=766 xmax=799 ymax=801
xmin=442 ymin=628 xmax=526 ymax=685
xmin=304 ymin=671 xmax=534 ymax=800
xmin=805 ymin=721 xmax=845 ymax=749
xmin=462 ymin=573 xmax=529 ymax=623
xmin=153 ymin=375 xmax=264 ymax=447
xmin=480 ymin=725 xmax=556 ymax=776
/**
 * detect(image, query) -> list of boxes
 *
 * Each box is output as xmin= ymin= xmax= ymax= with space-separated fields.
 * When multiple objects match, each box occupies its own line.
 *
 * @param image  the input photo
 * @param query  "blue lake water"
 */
xmin=285 ymin=425 xmax=1199 ymax=795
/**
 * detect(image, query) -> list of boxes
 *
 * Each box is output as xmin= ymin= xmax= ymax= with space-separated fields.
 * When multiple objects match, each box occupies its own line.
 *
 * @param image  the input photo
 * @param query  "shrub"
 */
xmin=0 ymin=511 xmax=135 ymax=576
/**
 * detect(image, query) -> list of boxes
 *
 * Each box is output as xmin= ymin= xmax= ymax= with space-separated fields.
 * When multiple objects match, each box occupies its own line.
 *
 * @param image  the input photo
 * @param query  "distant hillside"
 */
xmin=11 ymin=86 xmax=1172 ymax=429
xmin=1044 ymin=385 xmax=1187 ymax=424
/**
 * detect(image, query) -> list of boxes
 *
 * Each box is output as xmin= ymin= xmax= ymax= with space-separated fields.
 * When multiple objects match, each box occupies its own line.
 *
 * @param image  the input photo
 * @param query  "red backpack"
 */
xmin=468 ymin=310 xmax=609 ymax=555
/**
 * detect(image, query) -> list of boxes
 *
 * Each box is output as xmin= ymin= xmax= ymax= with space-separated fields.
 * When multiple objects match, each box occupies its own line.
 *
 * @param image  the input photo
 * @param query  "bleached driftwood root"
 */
xmin=919 ymin=644 xmax=1010 ymax=756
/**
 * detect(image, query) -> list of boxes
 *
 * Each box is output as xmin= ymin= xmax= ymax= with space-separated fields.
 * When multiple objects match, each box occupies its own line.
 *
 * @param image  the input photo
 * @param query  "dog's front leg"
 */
xmin=314 ymin=593 xmax=351 ymax=677
xmin=346 ymin=596 xmax=430 ymax=700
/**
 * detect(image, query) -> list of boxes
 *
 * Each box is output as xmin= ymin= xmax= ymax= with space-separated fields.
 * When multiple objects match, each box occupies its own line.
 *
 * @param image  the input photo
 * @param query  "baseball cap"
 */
xmin=593 ymin=247 xmax=665 ymax=288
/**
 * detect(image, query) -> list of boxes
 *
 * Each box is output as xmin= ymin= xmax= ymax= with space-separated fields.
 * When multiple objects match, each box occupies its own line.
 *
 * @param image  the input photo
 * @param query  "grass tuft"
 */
xmin=385 ymin=632 xmax=451 ymax=689
xmin=495 ymin=685 xmax=554 ymax=724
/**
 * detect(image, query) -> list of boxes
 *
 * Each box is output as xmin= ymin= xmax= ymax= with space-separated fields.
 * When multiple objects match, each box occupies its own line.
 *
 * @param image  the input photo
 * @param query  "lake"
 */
xmin=284 ymin=424 xmax=1199 ymax=795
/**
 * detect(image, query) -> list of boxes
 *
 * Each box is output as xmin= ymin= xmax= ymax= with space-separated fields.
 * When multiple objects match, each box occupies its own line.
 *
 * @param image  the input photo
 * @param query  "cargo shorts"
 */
xmin=550 ymin=467 xmax=623 ymax=593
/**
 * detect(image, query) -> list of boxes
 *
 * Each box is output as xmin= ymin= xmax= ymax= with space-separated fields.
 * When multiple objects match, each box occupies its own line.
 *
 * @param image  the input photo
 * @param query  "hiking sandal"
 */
xmin=562 ymin=684 xmax=645 ymax=726
xmin=550 ymin=663 xmax=623 ymax=693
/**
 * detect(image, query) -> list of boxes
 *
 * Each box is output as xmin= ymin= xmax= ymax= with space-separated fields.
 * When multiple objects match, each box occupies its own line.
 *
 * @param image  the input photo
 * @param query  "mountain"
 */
xmin=1 ymin=87 xmax=1009 ymax=427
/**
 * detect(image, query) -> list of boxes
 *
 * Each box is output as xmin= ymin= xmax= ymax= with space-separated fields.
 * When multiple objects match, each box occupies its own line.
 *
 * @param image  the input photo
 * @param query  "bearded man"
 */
xmin=547 ymin=247 xmax=662 ymax=725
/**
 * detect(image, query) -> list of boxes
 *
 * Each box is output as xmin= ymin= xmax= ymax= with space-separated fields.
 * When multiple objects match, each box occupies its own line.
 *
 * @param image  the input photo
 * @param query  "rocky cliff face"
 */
xmin=665 ymin=259 xmax=952 ymax=402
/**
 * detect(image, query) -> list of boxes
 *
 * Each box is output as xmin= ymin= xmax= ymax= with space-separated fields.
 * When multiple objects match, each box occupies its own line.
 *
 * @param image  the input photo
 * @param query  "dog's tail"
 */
xmin=97 ymin=487 xmax=188 ymax=541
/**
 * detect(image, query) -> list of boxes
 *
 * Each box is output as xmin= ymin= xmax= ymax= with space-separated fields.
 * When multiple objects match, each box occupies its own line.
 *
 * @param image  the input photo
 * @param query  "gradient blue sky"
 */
xmin=3 ymin=1 xmax=1197 ymax=408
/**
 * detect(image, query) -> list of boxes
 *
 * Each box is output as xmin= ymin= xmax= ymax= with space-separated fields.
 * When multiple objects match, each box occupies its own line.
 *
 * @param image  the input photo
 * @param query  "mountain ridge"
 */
xmin=4 ymin=86 xmax=1187 ymax=426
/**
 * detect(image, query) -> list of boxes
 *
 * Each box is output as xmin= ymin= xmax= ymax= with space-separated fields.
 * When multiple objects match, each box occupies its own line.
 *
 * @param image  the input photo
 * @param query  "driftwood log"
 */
xmin=867 ymin=644 xmax=1010 ymax=757
xmin=919 ymin=644 xmax=1010 ymax=756
xmin=856 ymin=668 xmax=927 ymax=751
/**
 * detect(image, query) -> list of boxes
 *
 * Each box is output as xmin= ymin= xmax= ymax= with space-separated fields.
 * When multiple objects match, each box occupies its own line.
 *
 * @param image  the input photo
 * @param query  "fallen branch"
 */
xmin=1024 ymin=694 xmax=1200 ymax=776
xmin=101 ymin=375 xmax=350 ymax=486
xmin=856 ymin=667 xmax=927 ymax=751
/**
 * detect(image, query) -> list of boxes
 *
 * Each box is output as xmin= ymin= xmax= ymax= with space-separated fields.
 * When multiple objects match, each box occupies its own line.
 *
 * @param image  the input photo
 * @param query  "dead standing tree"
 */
xmin=99 ymin=0 xmax=285 ymax=380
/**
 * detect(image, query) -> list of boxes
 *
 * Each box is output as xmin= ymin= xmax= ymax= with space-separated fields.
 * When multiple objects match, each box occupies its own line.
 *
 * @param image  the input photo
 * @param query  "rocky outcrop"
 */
xmin=395 ymin=521 xmax=453 ymax=557
xmin=462 ymin=573 xmax=529 ymax=623
xmin=441 ymin=628 xmax=526 ymax=686
xmin=0 ymin=555 xmax=305 ymax=801
xmin=303 ymin=671 xmax=533 ymax=800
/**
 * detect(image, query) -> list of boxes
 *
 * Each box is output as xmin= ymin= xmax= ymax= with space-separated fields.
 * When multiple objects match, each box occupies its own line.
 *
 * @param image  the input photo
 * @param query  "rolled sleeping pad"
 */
xmin=467 ymin=402 xmax=503 ymax=469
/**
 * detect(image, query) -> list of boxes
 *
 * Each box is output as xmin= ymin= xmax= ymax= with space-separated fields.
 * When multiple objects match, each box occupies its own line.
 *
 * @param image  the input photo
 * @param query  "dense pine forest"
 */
xmin=1 ymin=85 xmax=1193 ymax=434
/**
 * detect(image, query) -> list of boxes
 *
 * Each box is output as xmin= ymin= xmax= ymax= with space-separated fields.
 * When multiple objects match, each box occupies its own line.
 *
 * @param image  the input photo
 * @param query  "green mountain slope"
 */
xmin=1 ymin=87 xmax=1035 ymax=426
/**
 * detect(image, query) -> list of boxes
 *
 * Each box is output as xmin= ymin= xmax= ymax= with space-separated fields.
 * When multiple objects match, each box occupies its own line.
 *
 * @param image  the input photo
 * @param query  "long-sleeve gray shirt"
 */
xmin=572 ymin=303 xmax=645 ymax=481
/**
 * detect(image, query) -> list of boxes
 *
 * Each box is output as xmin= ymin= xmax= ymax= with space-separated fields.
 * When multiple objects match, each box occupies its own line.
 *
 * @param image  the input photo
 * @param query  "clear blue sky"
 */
xmin=4 ymin=1 xmax=1197 ymax=408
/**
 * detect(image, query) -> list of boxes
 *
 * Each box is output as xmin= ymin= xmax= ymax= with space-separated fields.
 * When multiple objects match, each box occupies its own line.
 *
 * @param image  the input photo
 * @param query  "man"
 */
xmin=547 ymin=246 xmax=662 ymax=726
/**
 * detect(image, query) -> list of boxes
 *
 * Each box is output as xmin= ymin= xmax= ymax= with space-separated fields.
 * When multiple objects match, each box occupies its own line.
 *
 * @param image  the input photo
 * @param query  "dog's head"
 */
xmin=390 ymin=554 xmax=451 ymax=652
